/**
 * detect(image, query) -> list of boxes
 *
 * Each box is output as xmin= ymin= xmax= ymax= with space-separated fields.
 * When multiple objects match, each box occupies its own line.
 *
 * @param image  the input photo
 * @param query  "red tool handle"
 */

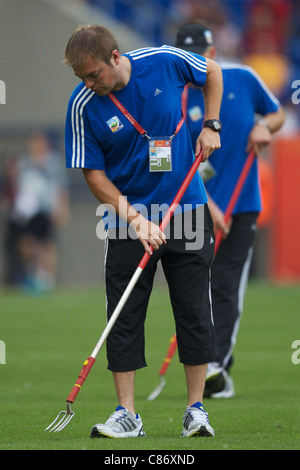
xmin=158 ymin=150 xmax=256 ymax=377
xmin=66 ymin=356 xmax=96 ymax=403
xmin=138 ymin=151 xmax=203 ymax=270
xmin=159 ymin=335 xmax=178 ymax=376
xmin=214 ymin=150 xmax=256 ymax=252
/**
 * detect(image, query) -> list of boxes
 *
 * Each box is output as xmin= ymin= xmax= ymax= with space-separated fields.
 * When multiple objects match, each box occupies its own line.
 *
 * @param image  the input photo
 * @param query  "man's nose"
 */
xmin=84 ymin=79 xmax=95 ymax=89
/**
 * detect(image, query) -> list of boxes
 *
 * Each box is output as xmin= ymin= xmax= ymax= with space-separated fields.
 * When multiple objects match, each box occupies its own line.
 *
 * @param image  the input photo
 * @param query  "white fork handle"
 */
xmin=91 ymin=267 xmax=143 ymax=359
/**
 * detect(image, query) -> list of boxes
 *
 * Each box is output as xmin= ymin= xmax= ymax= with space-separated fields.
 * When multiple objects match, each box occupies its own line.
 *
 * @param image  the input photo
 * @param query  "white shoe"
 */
xmin=90 ymin=406 xmax=146 ymax=438
xmin=180 ymin=402 xmax=215 ymax=437
xmin=206 ymin=362 xmax=223 ymax=380
xmin=211 ymin=370 xmax=235 ymax=398
xmin=204 ymin=363 xmax=226 ymax=397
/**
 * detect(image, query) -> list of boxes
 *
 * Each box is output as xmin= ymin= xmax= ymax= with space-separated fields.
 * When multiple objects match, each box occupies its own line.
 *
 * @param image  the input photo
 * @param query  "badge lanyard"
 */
xmin=108 ymin=92 xmax=184 ymax=172
xmin=108 ymin=92 xmax=148 ymax=138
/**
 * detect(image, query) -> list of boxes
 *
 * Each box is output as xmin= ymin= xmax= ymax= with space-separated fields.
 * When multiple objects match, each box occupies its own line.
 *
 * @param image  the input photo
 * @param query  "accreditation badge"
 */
xmin=198 ymin=159 xmax=216 ymax=182
xmin=149 ymin=138 xmax=172 ymax=172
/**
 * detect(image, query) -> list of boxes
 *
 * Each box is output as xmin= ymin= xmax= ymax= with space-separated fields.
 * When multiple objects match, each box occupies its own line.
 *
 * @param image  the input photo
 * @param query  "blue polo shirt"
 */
xmin=65 ymin=46 xmax=209 ymax=226
xmin=185 ymin=63 xmax=280 ymax=214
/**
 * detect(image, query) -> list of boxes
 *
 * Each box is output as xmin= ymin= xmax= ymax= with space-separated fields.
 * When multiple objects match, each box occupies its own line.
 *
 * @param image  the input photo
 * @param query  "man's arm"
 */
xmin=82 ymin=169 xmax=166 ymax=255
xmin=246 ymin=106 xmax=285 ymax=155
xmin=207 ymin=193 xmax=231 ymax=239
xmin=209 ymin=106 xmax=285 ymax=239
xmin=194 ymin=58 xmax=223 ymax=161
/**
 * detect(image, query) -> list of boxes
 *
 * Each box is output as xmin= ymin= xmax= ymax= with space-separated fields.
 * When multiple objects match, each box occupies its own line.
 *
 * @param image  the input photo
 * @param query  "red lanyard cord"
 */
xmin=108 ymin=92 xmax=149 ymax=138
xmin=108 ymin=92 xmax=184 ymax=140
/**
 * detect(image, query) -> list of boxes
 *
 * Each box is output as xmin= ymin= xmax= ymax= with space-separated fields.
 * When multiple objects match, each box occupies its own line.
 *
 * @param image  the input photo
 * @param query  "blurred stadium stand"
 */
xmin=87 ymin=0 xmax=246 ymax=47
xmin=0 ymin=0 xmax=299 ymax=288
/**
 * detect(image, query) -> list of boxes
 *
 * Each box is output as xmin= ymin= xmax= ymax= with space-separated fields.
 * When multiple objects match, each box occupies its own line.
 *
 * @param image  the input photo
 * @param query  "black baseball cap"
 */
xmin=175 ymin=23 xmax=213 ymax=54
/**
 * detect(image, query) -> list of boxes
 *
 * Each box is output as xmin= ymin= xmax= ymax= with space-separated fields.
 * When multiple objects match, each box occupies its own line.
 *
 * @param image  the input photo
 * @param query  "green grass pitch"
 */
xmin=0 ymin=280 xmax=299 ymax=450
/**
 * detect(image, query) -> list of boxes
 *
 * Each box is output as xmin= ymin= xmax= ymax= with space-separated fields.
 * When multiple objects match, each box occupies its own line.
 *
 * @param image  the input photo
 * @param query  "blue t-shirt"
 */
xmin=65 ymin=45 xmax=208 ymax=226
xmin=185 ymin=63 xmax=280 ymax=214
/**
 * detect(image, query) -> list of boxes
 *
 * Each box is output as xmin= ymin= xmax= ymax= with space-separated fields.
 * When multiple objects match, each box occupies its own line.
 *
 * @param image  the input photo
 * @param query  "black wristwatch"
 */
xmin=203 ymin=119 xmax=222 ymax=133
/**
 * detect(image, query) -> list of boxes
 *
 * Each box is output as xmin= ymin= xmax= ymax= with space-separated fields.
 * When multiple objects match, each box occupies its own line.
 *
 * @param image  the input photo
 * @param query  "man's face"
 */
xmin=73 ymin=54 xmax=119 ymax=96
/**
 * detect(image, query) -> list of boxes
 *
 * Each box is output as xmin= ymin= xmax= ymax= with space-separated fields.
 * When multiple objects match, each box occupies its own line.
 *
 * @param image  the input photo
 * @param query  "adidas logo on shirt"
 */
xmin=154 ymin=88 xmax=162 ymax=96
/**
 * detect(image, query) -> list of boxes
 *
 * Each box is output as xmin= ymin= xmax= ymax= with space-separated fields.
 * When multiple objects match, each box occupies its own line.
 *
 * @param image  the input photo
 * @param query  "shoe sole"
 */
xmin=209 ymin=372 xmax=235 ymax=398
xmin=206 ymin=367 xmax=223 ymax=381
xmin=181 ymin=426 xmax=215 ymax=437
xmin=90 ymin=426 xmax=146 ymax=438
xmin=210 ymin=389 xmax=235 ymax=398
xmin=204 ymin=373 xmax=226 ymax=398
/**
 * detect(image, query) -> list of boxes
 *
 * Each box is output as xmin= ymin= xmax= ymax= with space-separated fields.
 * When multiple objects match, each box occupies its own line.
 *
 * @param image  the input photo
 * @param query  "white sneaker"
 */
xmin=204 ymin=363 xmax=226 ymax=397
xmin=90 ymin=406 xmax=146 ymax=438
xmin=206 ymin=362 xmax=223 ymax=381
xmin=211 ymin=370 xmax=235 ymax=398
xmin=180 ymin=402 xmax=215 ymax=437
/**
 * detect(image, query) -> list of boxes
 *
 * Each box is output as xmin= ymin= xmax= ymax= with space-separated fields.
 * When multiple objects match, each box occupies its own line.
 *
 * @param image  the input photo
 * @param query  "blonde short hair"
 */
xmin=63 ymin=25 xmax=119 ymax=66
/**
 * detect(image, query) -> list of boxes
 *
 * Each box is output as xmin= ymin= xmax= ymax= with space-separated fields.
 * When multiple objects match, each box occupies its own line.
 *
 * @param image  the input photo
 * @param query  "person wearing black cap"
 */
xmin=175 ymin=22 xmax=285 ymax=398
xmin=175 ymin=23 xmax=214 ymax=55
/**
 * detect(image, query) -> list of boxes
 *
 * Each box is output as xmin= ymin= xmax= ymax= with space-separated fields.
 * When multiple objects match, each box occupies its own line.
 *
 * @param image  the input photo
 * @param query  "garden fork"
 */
xmin=45 ymin=151 xmax=204 ymax=432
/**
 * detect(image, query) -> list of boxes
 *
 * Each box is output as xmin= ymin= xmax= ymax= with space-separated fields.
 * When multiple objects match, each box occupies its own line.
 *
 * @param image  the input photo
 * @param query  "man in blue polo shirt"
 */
xmin=64 ymin=24 xmax=223 ymax=437
xmin=176 ymin=22 xmax=285 ymax=398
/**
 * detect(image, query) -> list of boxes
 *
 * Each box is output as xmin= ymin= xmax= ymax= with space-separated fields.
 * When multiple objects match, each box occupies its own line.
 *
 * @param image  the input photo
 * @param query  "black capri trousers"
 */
xmin=104 ymin=204 xmax=218 ymax=372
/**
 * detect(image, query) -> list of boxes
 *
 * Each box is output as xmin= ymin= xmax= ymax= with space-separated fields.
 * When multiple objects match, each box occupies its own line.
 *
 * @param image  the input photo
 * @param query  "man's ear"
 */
xmin=207 ymin=46 xmax=217 ymax=60
xmin=111 ymin=49 xmax=120 ymax=65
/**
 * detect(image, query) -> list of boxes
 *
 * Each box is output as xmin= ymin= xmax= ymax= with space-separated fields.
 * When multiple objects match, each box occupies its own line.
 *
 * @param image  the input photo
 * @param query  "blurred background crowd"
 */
xmin=0 ymin=0 xmax=299 ymax=293
xmin=88 ymin=0 xmax=300 ymax=125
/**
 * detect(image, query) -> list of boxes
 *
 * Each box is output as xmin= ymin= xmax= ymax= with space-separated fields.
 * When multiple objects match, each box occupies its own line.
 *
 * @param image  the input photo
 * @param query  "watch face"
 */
xmin=204 ymin=119 xmax=221 ymax=132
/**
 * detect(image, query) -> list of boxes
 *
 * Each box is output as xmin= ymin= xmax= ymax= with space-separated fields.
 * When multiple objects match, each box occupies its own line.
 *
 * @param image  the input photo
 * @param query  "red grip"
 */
xmin=66 ymin=356 xmax=96 ymax=403
xmin=159 ymin=335 xmax=177 ymax=376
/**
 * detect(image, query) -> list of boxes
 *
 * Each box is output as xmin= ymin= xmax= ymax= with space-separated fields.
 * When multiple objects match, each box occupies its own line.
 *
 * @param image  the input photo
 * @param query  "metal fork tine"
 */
xmin=50 ymin=413 xmax=68 ymax=433
xmin=54 ymin=412 xmax=74 ymax=432
xmin=45 ymin=403 xmax=75 ymax=433
xmin=45 ymin=411 xmax=63 ymax=432
xmin=45 ymin=411 xmax=66 ymax=432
